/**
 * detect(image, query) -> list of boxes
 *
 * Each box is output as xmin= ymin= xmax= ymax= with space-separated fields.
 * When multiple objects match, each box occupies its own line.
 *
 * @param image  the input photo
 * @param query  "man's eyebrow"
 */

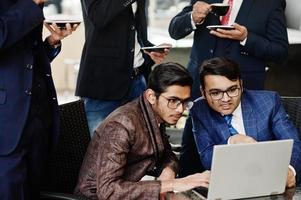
xmin=208 ymin=85 xmax=239 ymax=92
xmin=164 ymin=95 xmax=191 ymax=101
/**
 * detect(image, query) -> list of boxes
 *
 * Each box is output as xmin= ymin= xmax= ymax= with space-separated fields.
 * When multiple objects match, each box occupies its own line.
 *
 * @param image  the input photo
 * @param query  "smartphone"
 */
xmin=141 ymin=46 xmax=171 ymax=53
xmin=206 ymin=25 xmax=235 ymax=31
xmin=44 ymin=19 xmax=81 ymax=29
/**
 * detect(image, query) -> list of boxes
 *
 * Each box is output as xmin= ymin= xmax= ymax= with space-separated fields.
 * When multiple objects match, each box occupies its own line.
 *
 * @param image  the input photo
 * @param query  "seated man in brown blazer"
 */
xmin=74 ymin=62 xmax=210 ymax=199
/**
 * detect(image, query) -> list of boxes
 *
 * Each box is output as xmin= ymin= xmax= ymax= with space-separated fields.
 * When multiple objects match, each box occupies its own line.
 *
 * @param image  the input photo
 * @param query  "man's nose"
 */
xmin=221 ymin=92 xmax=231 ymax=101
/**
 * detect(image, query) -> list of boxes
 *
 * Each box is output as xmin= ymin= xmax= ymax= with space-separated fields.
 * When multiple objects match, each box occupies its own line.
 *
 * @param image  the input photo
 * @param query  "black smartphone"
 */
xmin=141 ymin=46 xmax=171 ymax=53
xmin=45 ymin=19 xmax=81 ymax=29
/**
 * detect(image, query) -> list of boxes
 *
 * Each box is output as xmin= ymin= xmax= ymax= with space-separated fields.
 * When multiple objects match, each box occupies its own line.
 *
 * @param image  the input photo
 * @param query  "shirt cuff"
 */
xmin=190 ymin=12 xmax=197 ymax=30
xmin=240 ymin=37 xmax=247 ymax=46
xmin=289 ymin=165 xmax=296 ymax=176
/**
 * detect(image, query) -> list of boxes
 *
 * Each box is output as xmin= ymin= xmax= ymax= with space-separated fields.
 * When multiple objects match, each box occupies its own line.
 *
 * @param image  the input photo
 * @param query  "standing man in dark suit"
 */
xmin=77 ymin=0 xmax=171 ymax=135
xmin=169 ymin=0 xmax=288 ymax=93
xmin=0 ymin=0 xmax=76 ymax=199
xmin=169 ymin=0 xmax=289 ymax=177
xmin=189 ymin=57 xmax=301 ymax=187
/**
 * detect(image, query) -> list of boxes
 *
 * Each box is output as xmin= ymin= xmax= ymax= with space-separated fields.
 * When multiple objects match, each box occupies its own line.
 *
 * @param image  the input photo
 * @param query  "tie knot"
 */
xmin=223 ymin=114 xmax=233 ymax=125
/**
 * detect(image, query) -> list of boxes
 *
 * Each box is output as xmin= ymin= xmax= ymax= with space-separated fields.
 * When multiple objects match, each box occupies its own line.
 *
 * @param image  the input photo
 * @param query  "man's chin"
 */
xmin=166 ymin=119 xmax=179 ymax=125
xmin=220 ymin=109 xmax=233 ymax=115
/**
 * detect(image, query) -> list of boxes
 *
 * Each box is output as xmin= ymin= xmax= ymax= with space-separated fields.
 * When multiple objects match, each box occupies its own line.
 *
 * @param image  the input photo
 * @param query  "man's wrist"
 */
xmin=289 ymin=165 xmax=296 ymax=177
xmin=46 ymin=36 xmax=61 ymax=48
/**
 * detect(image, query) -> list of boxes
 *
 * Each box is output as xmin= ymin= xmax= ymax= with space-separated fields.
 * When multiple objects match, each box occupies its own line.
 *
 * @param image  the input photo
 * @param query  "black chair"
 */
xmin=281 ymin=96 xmax=301 ymax=138
xmin=40 ymin=100 xmax=91 ymax=200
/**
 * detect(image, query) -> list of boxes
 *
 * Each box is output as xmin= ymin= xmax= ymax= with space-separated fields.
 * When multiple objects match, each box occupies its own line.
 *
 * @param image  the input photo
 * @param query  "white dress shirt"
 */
xmin=132 ymin=2 xmax=144 ymax=68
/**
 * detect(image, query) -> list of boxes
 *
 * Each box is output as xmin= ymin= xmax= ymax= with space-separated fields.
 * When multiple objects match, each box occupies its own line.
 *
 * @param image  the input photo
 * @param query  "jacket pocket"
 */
xmin=0 ymin=89 xmax=6 ymax=104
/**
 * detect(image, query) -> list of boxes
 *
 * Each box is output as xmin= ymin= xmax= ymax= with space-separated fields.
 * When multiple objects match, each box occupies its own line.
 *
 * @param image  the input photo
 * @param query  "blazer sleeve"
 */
xmin=43 ymin=40 xmax=61 ymax=62
xmin=96 ymin=122 xmax=161 ymax=200
xmin=0 ymin=1 xmax=44 ymax=50
xmin=270 ymin=93 xmax=301 ymax=182
xmin=191 ymin=107 xmax=228 ymax=170
xmin=243 ymin=0 xmax=288 ymax=62
xmin=159 ymin=131 xmax=179 ymax=174
xmin=168 ymin=2 xmax=195 ymax=40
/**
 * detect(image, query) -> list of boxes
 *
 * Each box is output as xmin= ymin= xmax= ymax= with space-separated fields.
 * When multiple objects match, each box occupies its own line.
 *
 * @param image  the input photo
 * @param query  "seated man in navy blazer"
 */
xmin=186 ymin=57 xmax=301 ymax=187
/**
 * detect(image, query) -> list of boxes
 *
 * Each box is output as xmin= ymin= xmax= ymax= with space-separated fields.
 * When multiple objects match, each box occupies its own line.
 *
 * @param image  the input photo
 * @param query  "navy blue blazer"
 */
xmin=0 ymin=1 xmax=60 ymax=155
xmin=169 ymin=0 xmax=288 ymax=95
xmin=191 ymin=90 xmax=301 ymax=181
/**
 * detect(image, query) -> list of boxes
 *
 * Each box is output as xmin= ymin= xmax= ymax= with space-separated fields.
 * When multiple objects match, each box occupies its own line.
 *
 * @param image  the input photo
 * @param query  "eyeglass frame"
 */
xmin=205 ymin=86 xmax=241 ymax=100
xmin=160 ymin=95 xmax=194 ymax=110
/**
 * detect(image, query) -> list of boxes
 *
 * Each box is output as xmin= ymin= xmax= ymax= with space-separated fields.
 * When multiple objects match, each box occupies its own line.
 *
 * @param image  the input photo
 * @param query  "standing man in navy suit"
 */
xmin=169 ymin=0 xmax=289 ymax=177
xmin=188 ymin=57 xmax=301 ymax=187
xmin=169 ymin=0 xmax=288 ymax=93
xmin=0 ymin=0 xmax=76 ymax=199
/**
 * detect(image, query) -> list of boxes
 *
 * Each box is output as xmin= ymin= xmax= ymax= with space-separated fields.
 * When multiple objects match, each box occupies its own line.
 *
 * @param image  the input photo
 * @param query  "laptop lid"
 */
xmin=207 ymin=139 xmax=293 ymax=200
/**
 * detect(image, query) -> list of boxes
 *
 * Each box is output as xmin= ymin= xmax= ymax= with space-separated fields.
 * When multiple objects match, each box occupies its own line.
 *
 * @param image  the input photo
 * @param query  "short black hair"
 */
xmin=199 ymin=57 xmax=241 ymax=89
xmin=148 ymin=62 xmax=193 ymax=96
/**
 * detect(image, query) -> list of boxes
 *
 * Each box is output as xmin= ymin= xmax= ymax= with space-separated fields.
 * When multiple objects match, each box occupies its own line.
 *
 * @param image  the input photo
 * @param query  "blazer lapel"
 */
xmin=241 ymin=94 xmax=258 ymax=139
xmin=211 ymin=110 xmax=230 ymax=141
xmin=235 ymin=0 xmax=255 ymax=24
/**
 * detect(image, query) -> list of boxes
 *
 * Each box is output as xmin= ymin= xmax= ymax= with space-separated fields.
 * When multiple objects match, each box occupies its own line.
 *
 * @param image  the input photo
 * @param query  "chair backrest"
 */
xmin=42 ymin=100 xmax=91 ymax=194
xmin=281 ymin=96 xmax=301 ymax=138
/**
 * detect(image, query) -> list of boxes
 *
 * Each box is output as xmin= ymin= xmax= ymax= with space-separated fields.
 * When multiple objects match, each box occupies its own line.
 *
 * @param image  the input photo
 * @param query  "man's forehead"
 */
xmin=162 ymin=85 xmax=191 ymax=99
xmin=204 ymin=75 xmax=240 ymax=89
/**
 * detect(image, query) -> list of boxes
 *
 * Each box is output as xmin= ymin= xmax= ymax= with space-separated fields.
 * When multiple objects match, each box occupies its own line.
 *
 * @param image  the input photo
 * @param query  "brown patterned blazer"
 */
xmin=74 ymin=94 xmax=179 ymax=199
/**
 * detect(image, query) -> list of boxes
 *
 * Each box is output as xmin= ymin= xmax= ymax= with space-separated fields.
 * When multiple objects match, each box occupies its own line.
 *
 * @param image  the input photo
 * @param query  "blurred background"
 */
xmin=43 ymin=0 xmax=301 ymax=108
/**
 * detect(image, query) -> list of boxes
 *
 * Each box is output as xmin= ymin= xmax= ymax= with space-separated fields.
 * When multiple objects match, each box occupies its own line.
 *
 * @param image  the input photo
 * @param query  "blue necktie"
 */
xmin=223 ymin=114 xmax=238 ymax=135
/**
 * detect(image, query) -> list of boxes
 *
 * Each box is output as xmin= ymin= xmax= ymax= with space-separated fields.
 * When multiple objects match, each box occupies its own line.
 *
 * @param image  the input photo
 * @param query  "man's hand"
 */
xmin=33 ymin=0 xmax=47 ymax=5
xmin=286 ymin=168 xmax=296 ymax=188
xmin=229 ymin=134 xmax=257 ymax=144
xmin=160 ymin=171 xmax=210 ymax=193
xmin=144 ymin=43 xmax=171 ymax=64
xmin=172 ymin=171 xmax=210 ymax=192
xmin=192 ymin=1 xmax=211 ymax=25
xmin=209 ymin=23 xmax=248 ymax=42
xmin=158 ymin=167 xmax=176 ymax=181
xmin=44 ymin=23 xmax=79 ymax=47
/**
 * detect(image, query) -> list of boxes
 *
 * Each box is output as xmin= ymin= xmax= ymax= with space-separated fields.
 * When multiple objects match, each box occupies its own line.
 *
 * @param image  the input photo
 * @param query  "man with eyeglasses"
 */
xmin=74 ymin=62 xmax=210 ymax=200
xmin=181 ymin=57 xmax=301 ymax=188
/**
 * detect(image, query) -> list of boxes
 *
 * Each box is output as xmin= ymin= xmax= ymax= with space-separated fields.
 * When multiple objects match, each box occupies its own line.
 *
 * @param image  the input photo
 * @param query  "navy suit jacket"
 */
xmin=0 ymin=1 xmax=60 ymax=155
xmin=169 ymin=0 xmax=288 ymax=95
xmin=190 ymin=90 xmax=301 ymax=182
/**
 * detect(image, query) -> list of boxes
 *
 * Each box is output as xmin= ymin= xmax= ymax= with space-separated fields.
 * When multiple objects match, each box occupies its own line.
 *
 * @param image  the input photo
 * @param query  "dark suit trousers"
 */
xmin=0 ymin=67 xmax=52 ymax=200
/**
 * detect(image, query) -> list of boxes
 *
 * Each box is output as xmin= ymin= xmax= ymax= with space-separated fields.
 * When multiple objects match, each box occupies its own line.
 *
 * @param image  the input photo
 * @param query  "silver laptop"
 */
xmin=194 ymin=139 xmax=293 ymax=200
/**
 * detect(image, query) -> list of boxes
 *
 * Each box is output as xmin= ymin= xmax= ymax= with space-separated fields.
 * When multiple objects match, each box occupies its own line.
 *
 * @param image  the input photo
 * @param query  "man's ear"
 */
xmin=240 ymin=79 xmax=243 ymax=93
xmin=145 ymin=89 xmax=156 ymax=105
xmin=200 ymin=87 xmax=206 ymax=99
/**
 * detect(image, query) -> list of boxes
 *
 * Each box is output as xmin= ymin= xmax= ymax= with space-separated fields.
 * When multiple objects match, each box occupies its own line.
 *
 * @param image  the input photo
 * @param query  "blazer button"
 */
xmin=25 ymin=64 xmax=33 ymax=70
xmin=209 ymin=49 xmax=214 ymax=54
xmin=131 ymin=48 xmax=135 ymax=53
xmin=33 ymin=40 xmax=38 ymax=46
xmin=25 ymin=89 xmax=32 ymax=95
xmin=130 ymin=25 xmax=135 ymax=31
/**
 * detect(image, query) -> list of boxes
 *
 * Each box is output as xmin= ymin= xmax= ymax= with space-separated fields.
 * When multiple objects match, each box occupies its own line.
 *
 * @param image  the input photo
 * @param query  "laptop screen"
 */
xmin=194 ymin=140 xmax=293 ymax=200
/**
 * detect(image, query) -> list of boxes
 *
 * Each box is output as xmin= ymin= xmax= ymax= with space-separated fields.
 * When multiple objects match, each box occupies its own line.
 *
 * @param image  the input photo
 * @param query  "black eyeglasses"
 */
xmin=207 ymin=87 xmax=241 ymax=100
xmin=160 ymin=95 xmax=194 ymax=110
